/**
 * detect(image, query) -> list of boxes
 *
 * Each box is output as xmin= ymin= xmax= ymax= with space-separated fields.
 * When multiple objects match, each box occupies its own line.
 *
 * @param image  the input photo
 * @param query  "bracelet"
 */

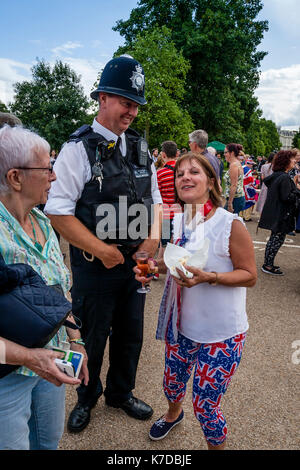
xmin=69 ymin=338 xmax=85 ymax=346
xmin=209 ymin=271 xmax=218 ymax=286
xmin=148 ymin=257 xmax=158 ymax=266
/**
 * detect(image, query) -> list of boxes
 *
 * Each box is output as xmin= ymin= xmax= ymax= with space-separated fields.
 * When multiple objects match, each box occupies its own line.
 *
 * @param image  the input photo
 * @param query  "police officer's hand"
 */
xmin=134 ymin=239 xmax=159 ymax=260
xmin=101 ymin=244 xmax=124 ymax=268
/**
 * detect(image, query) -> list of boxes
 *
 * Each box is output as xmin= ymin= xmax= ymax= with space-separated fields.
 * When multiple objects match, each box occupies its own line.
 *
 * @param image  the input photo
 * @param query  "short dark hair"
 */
xmin=225 ymin=143 xmax=242 ymax=157
xmin=272 ymin=150 xmax=297 ymax=172
xmin=161 ymin=140 xmax=177 ymax=158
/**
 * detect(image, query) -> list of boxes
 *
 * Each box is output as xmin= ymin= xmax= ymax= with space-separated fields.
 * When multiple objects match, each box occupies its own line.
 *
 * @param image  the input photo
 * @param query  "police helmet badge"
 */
xmin=130 ymin=64 xmax=145 ymax=93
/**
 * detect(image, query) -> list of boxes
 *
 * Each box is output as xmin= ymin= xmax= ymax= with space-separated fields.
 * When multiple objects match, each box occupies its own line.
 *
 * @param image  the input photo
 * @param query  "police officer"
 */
xmin=45 ymin=55 xmax=162 ymax=432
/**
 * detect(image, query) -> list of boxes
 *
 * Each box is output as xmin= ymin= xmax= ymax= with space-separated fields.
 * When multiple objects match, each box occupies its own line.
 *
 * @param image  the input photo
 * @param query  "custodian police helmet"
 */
xmin=90 ymin=55 xmax=147 ymax=105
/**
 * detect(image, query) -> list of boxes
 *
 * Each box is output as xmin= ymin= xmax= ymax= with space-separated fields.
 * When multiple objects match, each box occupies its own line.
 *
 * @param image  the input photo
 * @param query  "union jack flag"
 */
xmin=193 ymin=396 xmax=210 ymax=419
xmin=218 ymin=362 xmax=238 ymax=388
xmin=232 ymin=333 xmax=246 ymax=355
xmin=166 ymin=342 xmax=188 ymax=363
xmin=203 ymin=342 xmax=230 ymax=357
xmin=194 ymin=363 xmax=218 ymax=390
xmin=243 ymin=165 xmax=257 ymax=209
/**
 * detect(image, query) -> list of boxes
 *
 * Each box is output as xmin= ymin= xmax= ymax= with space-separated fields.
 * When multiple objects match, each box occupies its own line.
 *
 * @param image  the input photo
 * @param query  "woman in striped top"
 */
xmin=156 ymin=141 xmax=181 ymax=264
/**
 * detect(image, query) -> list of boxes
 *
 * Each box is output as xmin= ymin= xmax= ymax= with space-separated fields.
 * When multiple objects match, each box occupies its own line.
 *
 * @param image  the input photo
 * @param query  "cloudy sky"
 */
xmin=0 ymin=0 xmax=299 ymax=129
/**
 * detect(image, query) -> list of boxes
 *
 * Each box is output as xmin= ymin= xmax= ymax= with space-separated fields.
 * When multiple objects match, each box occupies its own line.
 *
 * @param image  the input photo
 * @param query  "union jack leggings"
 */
xmin=163 ymin=330 xmax=246 ymax=446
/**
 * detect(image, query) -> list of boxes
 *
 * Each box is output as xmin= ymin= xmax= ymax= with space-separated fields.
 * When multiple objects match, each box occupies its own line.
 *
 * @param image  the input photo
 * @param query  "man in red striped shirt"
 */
xmin=156 ymin=140 xmax=180 ymax=249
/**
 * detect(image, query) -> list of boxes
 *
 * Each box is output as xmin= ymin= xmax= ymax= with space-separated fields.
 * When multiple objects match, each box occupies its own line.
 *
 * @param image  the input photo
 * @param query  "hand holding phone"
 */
xmin=51 ymin=347 xmax=84 ymax=378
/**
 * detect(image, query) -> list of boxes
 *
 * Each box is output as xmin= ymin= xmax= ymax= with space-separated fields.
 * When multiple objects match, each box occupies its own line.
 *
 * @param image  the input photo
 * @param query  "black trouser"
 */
xmin=264 ymin=231 xmax=286 ymax=267
xmin=71 ymin=256 xmax=145 ymax=407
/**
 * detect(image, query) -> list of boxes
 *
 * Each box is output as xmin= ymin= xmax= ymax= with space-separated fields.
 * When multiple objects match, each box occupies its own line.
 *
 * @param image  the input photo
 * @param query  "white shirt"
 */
xmin=45 ymin=119 xmax=162 ymax=216
xmin=173 ymin=207 xmax=249 ymax=343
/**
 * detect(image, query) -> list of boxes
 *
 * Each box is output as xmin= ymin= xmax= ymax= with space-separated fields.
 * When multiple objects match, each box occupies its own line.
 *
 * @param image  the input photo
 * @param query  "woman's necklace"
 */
xmin=28 ymin=213 xmax=43 ymax=252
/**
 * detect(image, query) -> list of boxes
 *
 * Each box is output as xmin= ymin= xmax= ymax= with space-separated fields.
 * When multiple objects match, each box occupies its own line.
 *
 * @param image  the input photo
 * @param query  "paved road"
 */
xmin=59 ymin=212 xmax=300 ymax=450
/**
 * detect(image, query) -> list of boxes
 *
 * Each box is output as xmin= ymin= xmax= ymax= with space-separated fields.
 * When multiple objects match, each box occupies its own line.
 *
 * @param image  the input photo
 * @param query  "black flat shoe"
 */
xmin=106 ymin=396 xmax=153 ymax=420
xmin=67 ymin=403 xmax=94 ymax=433
xmin=261 ymin=265 xmax=284 ymax=276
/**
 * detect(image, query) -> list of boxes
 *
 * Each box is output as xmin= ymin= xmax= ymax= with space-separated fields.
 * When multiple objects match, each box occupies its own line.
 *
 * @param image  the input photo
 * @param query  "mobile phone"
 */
xmin=53 ymin=349 xmax=84 ymax=378
xmin=55 ymin=359 xmax=75 ymax=377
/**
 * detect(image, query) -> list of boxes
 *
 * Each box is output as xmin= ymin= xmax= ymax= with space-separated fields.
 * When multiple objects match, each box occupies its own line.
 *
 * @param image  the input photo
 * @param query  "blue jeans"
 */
xmin=0 ymin=373 xmax=65 ymax=450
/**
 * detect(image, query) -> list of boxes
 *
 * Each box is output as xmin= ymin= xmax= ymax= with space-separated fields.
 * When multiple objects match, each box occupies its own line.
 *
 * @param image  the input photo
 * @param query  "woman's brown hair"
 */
xmin=272 ymin=149 xmax=297 ymax=172
xmin=174 ymin=152 xmax=222 ymax=208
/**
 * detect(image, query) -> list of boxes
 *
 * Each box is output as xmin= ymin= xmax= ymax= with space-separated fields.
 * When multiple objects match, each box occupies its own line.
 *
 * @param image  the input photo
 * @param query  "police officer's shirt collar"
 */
xmin=92 ymin=118 xmax=126 ymax=157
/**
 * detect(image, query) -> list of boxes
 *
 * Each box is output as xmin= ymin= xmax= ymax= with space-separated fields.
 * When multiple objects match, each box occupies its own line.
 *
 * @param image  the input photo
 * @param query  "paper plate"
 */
xmin=163 ymin=239 xmax=210 ymax=279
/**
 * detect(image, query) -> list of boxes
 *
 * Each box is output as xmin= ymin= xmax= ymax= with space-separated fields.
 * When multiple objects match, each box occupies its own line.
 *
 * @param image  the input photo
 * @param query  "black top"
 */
xmin=258 ymin=171 xmax=300 ymax=233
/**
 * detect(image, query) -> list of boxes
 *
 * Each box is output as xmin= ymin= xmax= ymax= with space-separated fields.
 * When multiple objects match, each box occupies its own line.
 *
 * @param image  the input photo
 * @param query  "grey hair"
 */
xmin=0 ymin=125 xmax=50 ymax=194
xmin=206 ymin=146 xmax=216 ymax=156
xmin=189 ymin=129 xmax=208 ymax=149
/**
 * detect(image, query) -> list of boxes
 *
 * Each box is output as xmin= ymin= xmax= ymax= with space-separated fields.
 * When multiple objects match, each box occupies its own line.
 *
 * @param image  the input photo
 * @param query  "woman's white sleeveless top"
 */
xmin=173 ymin=207 xmax=249 ymax=343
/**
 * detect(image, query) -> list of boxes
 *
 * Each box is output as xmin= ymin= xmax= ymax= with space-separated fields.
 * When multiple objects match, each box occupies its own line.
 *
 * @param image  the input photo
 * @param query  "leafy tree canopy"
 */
xmin=10 ymin=59 xmax=91 ymax=151
xmin=0 ymin=101 xmax=9 ymax=113
xmin=292 ymin=131 xmax=300 ymax=149
xmin=245 ymin=113 xmax=281 ymax=156
xmin=114 ymin=0 xmax=269 ymax=139
xmin=116 ymin=26 xmax=194 ymax=148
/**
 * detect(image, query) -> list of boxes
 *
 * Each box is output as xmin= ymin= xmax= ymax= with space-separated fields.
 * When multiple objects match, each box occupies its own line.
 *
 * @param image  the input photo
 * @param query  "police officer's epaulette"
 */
xmin=68 ymin=124 xmax=92 ymax=142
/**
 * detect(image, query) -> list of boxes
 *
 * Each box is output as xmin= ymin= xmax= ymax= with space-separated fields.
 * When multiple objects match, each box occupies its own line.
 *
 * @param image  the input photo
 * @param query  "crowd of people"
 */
xmin=0 ymin=55 xmax=299 ymax=451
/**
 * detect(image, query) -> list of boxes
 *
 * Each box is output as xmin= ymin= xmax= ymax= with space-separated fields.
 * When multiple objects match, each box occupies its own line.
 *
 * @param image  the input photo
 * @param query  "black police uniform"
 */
xmin=53 ymin=55 xmax=158 ymax=430
xmin=68 ymin=124 xmax=153 ymax=407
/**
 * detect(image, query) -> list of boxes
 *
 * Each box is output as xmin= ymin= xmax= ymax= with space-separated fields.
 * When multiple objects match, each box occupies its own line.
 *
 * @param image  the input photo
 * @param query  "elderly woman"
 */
xmin=0 ymin=125 xmax=88 ymax=450
xmin=223 ymin=143 xmax=245 ymax=214
xmin=259 ymin=150 xmax=300 ymax=275
xmin=135 ymin=153 xmax=257 ymax=450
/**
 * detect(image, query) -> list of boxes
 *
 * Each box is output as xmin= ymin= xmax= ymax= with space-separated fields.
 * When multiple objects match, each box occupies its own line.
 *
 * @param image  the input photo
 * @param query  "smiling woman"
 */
xmin=135 ymin=151 xmax=257 ymax=450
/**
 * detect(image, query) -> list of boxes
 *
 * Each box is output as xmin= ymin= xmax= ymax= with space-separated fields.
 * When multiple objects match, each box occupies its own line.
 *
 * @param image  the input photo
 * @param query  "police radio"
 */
xmin=137 ymin=138 xmax=148 ymax=166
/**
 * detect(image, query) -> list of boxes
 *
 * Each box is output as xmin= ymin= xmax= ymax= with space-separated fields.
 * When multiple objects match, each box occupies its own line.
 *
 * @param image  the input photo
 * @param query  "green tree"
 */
xmin=0 ymin=101 xmax=9 ymax=113
xmin=292 ymin=131 xmax=300 ymax=149
xmin=116 ymin=26 xmax=193 ymax=148
xmin=245 ymin=113 xmax=280 ymax=156
xmin=114 ymin=0 xmax=268 ymax=139
xmin=260 ymin=118 xmax=281 ymax=155
xmin=10 ymin=59 xmax=91 ymax=151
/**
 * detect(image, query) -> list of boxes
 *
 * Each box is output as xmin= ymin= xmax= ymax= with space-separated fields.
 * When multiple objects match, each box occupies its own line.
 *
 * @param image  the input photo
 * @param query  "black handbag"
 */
xmin=0 ymin=253 xmax=77 ymax=378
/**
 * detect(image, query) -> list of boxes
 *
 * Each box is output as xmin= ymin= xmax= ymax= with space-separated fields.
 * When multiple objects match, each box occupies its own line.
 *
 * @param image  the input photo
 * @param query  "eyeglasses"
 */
xmin=15 ymin=165 xmax=54 ymax=174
